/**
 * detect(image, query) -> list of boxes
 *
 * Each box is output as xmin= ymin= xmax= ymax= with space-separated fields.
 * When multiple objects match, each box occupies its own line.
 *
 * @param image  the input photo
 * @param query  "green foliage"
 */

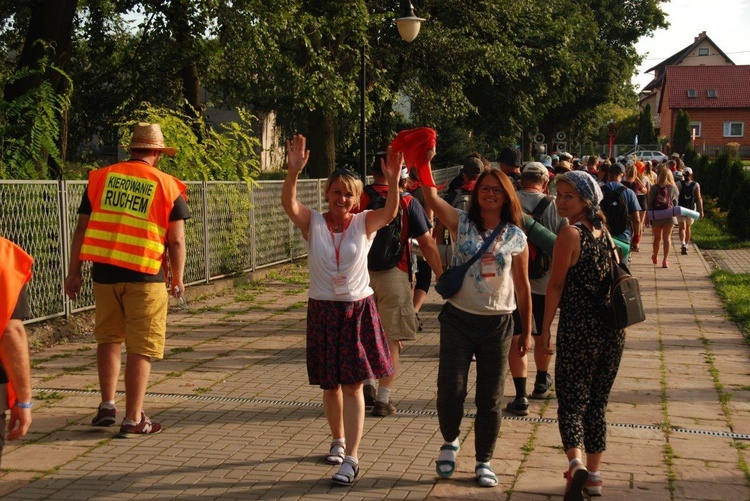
xmin=118 ymin=103 xmax=260 ymax=181
xmin=0 ymin=52 xmax=73 ymax=179
xmin=683 ymin=147 xmax=699 ymax=169
xmin=672 ymin=109 xmax=691 ymax=155
xmin=716 ymin=156 xmax=746 ymax=211
xmin=728 ymin=176 xmax=750 ymax=240
xmin=700 ymin=152 xmax=726 ymax=197
xmin=637 ymin=104 xmax=656 ymax=144
xmin=711 ymin=270 xmax=750 ymax=342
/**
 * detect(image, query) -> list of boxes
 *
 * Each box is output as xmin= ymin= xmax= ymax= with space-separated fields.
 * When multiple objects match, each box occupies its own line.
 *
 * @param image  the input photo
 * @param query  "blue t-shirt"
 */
xmin=603 ymin=181 xmax=641 ymax=242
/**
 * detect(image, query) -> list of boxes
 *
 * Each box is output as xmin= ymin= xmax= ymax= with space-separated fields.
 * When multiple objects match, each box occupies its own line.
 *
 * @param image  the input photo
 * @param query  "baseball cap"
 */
xmin=671 ymin=152 xmax=680 ymax=158
xmin=522 ymin=161 xmax=550 ymax=180
xmin=463 ymin=156 xmax=483 ymax=177
xmin=540 ymin=155 xmax=552 ymax=167
xmin=559 ymin=152 xmax=573 ymax=161
xmin=610 ymin=162 xmax=626 ymax=174
xmin=498 ymin=147 xmax=522 ymax=167
xmin=683 ymin=167 xmax=693 ymax=175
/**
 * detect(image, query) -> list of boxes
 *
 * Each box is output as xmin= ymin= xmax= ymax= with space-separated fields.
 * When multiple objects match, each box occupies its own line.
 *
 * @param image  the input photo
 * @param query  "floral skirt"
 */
xmin=307 ymin=296 xmax=393 ymax=390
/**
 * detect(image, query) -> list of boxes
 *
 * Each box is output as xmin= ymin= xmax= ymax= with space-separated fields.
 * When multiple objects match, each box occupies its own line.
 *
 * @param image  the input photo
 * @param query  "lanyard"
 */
xmin=327 ymin=217 xmax=350 ymax=272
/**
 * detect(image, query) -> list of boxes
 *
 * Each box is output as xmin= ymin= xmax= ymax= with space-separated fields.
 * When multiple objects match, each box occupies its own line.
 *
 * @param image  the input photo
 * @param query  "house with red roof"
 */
xmin=658 ymin=65 xmax=750 ymax=153
xmin=638 ymin=31 xmax=748 ymax=155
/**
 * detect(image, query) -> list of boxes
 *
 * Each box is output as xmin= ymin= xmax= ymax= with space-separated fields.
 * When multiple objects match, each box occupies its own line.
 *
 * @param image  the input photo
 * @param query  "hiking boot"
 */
xmin=681 ymin=244 xmax=688 ymax=255
xmin=505 ymin=396 xmax=529 ymax=416
xmin=363 ymin=384 xmax=376 ymax=408
xmin=117 ymin=412 xmax=162 ymax=438
xmin=371 ymin=400 xmax=397 ymax=416
xmin=530 ymin=374 xmax=553 ymax=399
xmin=91 ymin=404 xmax=116 ymax=427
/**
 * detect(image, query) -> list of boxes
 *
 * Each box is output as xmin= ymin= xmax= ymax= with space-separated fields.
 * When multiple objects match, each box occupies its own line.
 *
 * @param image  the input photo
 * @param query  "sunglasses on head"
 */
xmin=333 ymin=168 xmax=360 ymax=180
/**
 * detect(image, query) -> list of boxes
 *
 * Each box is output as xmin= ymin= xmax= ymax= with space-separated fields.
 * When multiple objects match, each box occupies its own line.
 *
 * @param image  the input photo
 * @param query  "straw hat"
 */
xmin=127 ymin=123 xmax=176 ymax=156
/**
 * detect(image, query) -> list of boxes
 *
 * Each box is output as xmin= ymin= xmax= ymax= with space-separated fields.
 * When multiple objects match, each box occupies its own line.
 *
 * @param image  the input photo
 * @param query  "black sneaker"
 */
xmin=91 ymin=404 xmax=116 ymax=427
xmin=530 ymin=374 xmax=553 ymax=399
xmin=416 ymin=313 xmax=423 ymax=332
xmin=681 ymin=245 xmax=688 ymax=255
xmin=505 ymin=396 xmax=529 ymax=416
xmin=363 ymin=384 xmax=376 ymax=408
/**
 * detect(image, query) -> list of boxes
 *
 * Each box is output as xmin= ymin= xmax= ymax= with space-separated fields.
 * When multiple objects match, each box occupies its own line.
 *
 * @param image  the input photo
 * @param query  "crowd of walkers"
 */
xmin=279 ymin=129 xmax=705 ymax=499
xmin=1 ymin=121 xmax=705 ymax=500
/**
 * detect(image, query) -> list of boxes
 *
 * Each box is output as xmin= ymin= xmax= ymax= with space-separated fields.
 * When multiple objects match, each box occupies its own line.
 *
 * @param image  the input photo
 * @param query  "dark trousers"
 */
xmin=437 ymin=302 xmax=513 ymax=462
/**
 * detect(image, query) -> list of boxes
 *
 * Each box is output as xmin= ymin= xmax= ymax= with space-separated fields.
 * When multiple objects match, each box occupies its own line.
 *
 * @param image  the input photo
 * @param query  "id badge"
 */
xmin=480 ymin=253 xmax=497 ymax=278
xmin=332 ymin=274 xmax=350 ymax=296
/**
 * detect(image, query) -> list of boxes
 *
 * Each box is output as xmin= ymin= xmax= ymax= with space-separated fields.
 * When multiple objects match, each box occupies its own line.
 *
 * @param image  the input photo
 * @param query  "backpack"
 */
xmin=450 ymin=189 xmax=472 ymax=212
xmin=678 ymin=181 xmax=696 ymax=209
xmin=364 ymin=185 xmax=407 ymax=271
xmin=600 ymin=185 xmax=629 ymax=235
xmin=654 ymin=185 xmax=672 ymax=211
xmin=526 ymin=196 xmax=554 ymax=279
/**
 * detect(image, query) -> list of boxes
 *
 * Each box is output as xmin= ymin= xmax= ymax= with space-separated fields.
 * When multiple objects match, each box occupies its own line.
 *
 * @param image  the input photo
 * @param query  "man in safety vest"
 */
xmin=0 ymin=236 xmax=34 ymax=464
xmin=65 ymin=123 xmax=190 ymax=438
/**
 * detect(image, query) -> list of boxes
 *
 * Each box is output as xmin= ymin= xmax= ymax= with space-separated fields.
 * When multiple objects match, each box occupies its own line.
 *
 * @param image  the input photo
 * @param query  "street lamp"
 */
xmin=360 ymin=1 xmax=424 ymax=179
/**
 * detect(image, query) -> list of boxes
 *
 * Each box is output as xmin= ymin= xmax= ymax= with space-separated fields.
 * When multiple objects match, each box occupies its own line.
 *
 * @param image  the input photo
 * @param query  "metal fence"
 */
xmin=1 ymin=166 xmax=460 ymax=325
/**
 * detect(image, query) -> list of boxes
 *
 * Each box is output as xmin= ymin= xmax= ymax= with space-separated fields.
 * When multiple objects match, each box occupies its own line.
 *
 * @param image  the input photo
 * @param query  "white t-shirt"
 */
xmin=448 ymin=211 xmax=527 ymax=315
xmin=305 ymin=210 xmax=375 ymax=301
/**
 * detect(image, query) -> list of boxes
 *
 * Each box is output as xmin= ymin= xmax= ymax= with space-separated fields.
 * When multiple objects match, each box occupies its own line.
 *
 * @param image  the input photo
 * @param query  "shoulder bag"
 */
xmin=604 ymin=231 xmax=646 ymax=330
xmin=434 ymin=223 xmax=505 ymax=300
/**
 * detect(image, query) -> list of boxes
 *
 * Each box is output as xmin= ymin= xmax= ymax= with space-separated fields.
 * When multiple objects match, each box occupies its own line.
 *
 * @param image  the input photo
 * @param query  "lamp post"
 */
xmin=359 ymin=1 xmax=424 ymax=179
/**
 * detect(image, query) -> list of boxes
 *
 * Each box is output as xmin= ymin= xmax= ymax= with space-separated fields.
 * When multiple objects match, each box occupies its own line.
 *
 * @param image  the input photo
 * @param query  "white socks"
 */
xmin=376 ymin=386 xmax=391 ymax=404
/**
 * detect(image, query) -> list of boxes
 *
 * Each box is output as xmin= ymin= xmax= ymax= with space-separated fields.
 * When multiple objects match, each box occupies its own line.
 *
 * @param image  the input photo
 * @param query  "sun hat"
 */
xmin=127 ymin=123 xmax=177 ymax=156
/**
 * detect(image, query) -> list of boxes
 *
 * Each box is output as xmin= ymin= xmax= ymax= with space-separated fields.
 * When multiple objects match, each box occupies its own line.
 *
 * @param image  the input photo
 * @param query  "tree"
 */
xmin=672 ymin=109 xmax=691 ymax=155
xmin=2 ymin=0 xmax=78 ymax=178
xmin=637 ymin=104 xmax=656 ymax=144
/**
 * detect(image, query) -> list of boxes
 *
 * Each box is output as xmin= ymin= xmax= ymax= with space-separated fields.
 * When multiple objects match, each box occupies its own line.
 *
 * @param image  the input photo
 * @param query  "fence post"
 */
xmin=60 ymin=179 xmax=71 ymax=318
xmin=202 ymin=181 xmax=210 ymax=284
xmin=250 ymin=182 xmax=257 ymax=271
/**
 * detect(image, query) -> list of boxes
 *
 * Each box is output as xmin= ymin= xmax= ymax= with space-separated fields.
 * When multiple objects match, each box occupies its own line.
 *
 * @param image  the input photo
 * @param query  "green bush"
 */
xmin=717 ymin=158 xmax=747 ymax=211
xmin=702 ymin=152 xmax=728 ymax=198
xmin=728 ymin=177 xmax=750 ymax=241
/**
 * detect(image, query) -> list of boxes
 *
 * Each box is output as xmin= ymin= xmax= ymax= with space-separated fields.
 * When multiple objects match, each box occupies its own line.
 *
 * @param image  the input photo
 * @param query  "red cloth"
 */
xmin=390 ymin=127 xmax=437 ymax=188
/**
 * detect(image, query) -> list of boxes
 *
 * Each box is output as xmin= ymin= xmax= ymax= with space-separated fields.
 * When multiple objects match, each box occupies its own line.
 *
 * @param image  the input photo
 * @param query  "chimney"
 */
xmin=695 ymin=31 xmax=706 ymax=41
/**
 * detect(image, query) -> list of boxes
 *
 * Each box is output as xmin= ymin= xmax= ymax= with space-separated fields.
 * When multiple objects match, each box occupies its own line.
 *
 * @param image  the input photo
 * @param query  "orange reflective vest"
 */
xmin=0 ymin=237 xmax=34 ymax=408
xmin=80 ymin=161 xmax=187 ymax=275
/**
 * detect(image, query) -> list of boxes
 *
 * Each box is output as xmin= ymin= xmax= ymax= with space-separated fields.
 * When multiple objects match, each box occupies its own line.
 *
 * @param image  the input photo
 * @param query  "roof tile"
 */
xmin=666 ymin=65 xmax=750 ymax=109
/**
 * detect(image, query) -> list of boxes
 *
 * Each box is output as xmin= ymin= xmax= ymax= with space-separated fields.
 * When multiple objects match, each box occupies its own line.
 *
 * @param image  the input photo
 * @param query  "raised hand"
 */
xmin=381 ymin=146 xmax=403 ymax=184
xmin=286 ymin=134 xmax=310 ymax=176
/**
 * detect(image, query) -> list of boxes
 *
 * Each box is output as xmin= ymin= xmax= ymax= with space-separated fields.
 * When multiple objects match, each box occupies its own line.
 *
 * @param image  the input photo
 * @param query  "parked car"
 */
xmin=620 ymin=150 xmax=668 ymax=163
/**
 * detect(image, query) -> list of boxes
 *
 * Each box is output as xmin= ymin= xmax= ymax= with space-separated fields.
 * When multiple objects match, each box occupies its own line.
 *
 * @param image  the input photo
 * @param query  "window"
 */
xmin=690 ymin=122 xmax=702 ymax=138
xmin=724 ymin=122 xmax=744 ymax=137
xmin=707 ymin=89 xmax=717 ymax=98
xmin=687 ymin=89 xmax=697 ymax=98
xmin=698 ymin=48 xmax=709 ymax=56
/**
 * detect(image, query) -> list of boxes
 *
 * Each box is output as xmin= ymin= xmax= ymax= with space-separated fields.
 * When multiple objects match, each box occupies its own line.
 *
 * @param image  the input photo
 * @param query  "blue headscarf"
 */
xmin=557 ymin=170 xmax=604 ymax=228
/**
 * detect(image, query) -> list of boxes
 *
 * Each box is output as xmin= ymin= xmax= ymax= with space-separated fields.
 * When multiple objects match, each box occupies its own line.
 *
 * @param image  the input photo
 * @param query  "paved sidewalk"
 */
xmin=2 ymin=231 xmax=749 ymax=500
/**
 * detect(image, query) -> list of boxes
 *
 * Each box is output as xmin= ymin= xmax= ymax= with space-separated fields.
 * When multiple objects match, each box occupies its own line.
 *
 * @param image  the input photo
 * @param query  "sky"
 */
xmin=632 ymin=0 xmax=750 ymax=92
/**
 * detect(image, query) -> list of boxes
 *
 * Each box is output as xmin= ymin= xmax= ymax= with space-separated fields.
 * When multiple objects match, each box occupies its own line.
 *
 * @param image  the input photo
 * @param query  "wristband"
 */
xmin=14 ymin=401 xmax=33 ymax=409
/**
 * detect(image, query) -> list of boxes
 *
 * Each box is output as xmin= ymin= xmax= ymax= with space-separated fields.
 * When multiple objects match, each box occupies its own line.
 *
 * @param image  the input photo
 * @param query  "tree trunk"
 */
xmin=168 ymin=0 xmax=203 ymax=138
xmin=306 ymin=109 xmax=336 ymax=179
xmin=4 ymin=0 xmax=78 ymax=179
xmin=3 ymin=0 xmax=78 ymax=102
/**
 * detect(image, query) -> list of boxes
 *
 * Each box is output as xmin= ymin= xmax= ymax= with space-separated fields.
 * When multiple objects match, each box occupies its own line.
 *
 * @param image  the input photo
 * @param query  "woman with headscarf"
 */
xmin=281 ymin=135 xmax=401 ymax=486
xmin=540 ymin=171 xmax=626 ymax=500
xmin=419 ymin=150 xmax=532 ymax=489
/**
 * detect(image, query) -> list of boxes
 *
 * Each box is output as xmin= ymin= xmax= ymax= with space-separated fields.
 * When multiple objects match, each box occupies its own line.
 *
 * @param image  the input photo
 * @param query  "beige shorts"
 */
xmin=93 ymin=282 xmax=168 ymax=359
xmin=676 ymin=216 xmax=694 ymax=225
xmin=369 ymin=267 xmax=418 ymax=341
